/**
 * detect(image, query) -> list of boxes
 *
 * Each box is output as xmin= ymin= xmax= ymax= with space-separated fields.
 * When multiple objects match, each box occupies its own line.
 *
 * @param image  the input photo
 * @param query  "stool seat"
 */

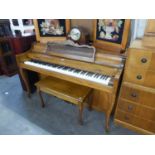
xmin=35 ymin=77 xmax=91 ymax=104
xmin=35 ymin=76 xmax=92 ymax=125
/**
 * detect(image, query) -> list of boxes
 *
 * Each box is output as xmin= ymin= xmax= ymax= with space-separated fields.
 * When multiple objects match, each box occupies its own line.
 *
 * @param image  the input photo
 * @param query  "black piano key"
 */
xmin=59 ymin=66 xmax=64 ymax=69
xmin=105 ymin=76 xmax=108 ymax=80
xmin=100 ymin=75 xmax=105 ymax=79
xmin=89 ymin=73 xmax=94 ymax=76
xmin=86 ymin=72 xmax=90 ymax=76
xmin=76 ymin=70 xmax=81 ymax=73
xmin=100 ymin=75 xmax=104 ymax=79
xmin=98 ymin=75 xmax=102 ymax=78
xmin=69 ymin=68 xmax=74 ymax=71
xmin=81 ymin=71 xmax=86 ymax=75
xmin=75 ymin=69 xmax=81 ymax=72
xmin=63 ymin=67 xmax=68 ymax=70
xmin=94 ymin=74 xmax=99 ymax=78
xmin=95 ymin=74 xmax=100 ymax=78
xmin=80 ymin=71 xmax=85 ymax=74
xmin=88 ymin=72 xmax=93 ymax=76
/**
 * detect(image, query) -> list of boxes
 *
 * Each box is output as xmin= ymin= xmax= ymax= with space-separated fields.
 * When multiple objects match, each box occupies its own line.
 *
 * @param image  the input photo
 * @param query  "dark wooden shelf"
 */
xmin=0 ymin=20 xmax=17 ymax=76
xmin=2 ymin=51 xmax=12 ymax=56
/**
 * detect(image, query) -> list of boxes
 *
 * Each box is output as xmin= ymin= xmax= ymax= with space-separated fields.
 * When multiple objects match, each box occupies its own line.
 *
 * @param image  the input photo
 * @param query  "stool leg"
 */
xmin=79 ymin=102 xmax=84 ymax=125
xmin=105 ymin=113 xmax=110 ymax=133
xmin=88 ymin=93 xmax=93 ymax=111
xmin=38 ymin=90 xmax=45 ymax=108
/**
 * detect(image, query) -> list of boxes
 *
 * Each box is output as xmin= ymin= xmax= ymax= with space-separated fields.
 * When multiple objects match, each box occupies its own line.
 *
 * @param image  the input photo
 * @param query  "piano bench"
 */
xmin=35 ymin=76 xmax=92 ymax=125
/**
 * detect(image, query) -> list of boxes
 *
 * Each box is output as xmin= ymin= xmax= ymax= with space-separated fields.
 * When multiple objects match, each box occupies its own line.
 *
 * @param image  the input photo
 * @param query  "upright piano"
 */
xmin=16 ymin=42 xmax=125 ymax=131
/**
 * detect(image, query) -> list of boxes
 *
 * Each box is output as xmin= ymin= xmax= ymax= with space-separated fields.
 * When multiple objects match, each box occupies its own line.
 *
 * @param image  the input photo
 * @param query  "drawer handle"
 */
xmin=136 ymin=75 xmax=142 ymax=80
xmin=141 ymin=58 xmax=147 ymax=63
xmin=131 ymin=93 xmax=137 ymax=98
xmin=128 ymin=105 xmax=133 ymax=111
xmin=124 ymin=115 xmax=129 ymax=121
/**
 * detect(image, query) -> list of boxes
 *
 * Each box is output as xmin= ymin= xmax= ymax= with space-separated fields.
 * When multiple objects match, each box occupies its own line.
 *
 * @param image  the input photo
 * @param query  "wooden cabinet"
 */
xmin=11 ymin=35 xmax=36 ymax=55
xmin=0 ymin=20 xmax=17 ymax=76
xmin=114 ymin=40 xmax=155 ymax=134
xmin=0 ymin=37 xmax=17 ymax=76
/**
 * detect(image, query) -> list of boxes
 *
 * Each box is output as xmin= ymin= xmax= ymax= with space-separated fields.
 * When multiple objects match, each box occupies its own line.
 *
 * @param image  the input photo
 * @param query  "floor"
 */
xmin=0 ymin=75 xmax=137 ymax=135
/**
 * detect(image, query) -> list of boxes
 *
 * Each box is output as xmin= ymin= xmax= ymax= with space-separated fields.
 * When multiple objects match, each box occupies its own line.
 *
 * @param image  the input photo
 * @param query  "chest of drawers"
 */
xmin=114 ymin=40 xmax=155 ymax=134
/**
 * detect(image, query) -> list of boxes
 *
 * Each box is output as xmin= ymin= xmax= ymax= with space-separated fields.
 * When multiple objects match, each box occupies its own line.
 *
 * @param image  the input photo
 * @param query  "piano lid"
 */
xmin=46 ymin=40 xmax=96 ymax=63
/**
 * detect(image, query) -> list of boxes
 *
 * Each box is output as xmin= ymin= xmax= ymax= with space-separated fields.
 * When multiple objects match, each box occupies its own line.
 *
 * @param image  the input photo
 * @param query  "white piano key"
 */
xmin=24 ymin=60 xmax=112 ymax=86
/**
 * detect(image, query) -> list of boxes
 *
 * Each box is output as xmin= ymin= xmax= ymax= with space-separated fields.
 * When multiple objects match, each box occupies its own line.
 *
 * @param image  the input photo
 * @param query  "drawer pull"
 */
xmin=128 ymin=105 xmax=133 ymax=111
xmin=141 ymin=58 xmax=147 ymax=63
xmin=136 ymin=75 xmax=142 ymax=80
xmin=124 ymin=115 xmax=129 ymax=121
xmin=131 ymin=93 xmax=137 ymax=98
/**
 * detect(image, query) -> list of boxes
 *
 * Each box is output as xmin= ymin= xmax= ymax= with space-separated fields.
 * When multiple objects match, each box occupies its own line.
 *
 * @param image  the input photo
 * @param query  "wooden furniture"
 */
xmin=9 ymin=35 xmax=36 ymax=90
xmin=0 ymin=37 xmax=17 ymax=76
xmin=0 ymin=65 xmax=3 ymax=75
xmin=16 ymin=19 xmax=131 ymax=132
xmin=46 ymin=41 xmax=96 ymax=63
xmin=0 ymin=20 xmax=12 ymax=37
xmin=33 ymin=19 xmax=70 ymax=43
xmin=16 ymin=42 xmax=124 ymax=131
xmin=11 ymin=35 xmax=36 ymax=55
xmin=35 ymin=76 xmax=92 ymax=124
xmin=0 ymin=20 xmax=17 ymax=76
xmin=142 ymin=20 xmax=155 ymax=47
xmin=114 ymin=40 xmax=155 ymax=134
xmin=93 ymin=19 xmax=131 ymax=54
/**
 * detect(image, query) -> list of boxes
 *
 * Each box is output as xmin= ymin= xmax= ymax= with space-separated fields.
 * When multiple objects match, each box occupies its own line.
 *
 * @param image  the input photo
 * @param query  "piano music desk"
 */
xmin=35 ymin=76 xmax=92 ymax=125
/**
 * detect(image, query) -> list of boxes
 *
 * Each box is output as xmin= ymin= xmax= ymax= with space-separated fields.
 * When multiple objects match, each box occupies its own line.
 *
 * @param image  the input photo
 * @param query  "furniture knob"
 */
xmin=128 ymin=105 xmax=133 ymax=111
xmin=141 ymin=58 xmax=147 ymax=63
xmin=131 ymin=93 xmax=137 ymax=98
xmin=136 ymin=75 xmax=142 ymax=80
xmin=124 ymin=115 xmax=129 ymax=121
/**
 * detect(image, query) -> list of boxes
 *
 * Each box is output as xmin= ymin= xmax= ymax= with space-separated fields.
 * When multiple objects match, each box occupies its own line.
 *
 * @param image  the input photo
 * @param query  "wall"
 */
xmin=71 ymin=19 xmax=94 ymax=40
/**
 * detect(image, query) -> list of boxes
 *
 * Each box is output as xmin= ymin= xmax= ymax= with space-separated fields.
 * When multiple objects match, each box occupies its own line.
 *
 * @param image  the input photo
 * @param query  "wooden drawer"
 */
xmin=127 ymin=48 xmax=155 ymax=70
xmin=117 ymin=99 xmax=155 ymax=122
xmin=120 ymin=84 xmax=155 ymax=108
xmin=115 ymin=110 xmax=155 ymax=134
xmin=124 ymin=67 xmax=155 ymax=88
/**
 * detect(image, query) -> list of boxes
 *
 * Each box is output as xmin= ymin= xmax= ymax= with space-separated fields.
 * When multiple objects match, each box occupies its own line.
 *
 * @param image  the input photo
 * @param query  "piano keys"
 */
xmin=24 ymin=59 xmax=112 ymax=86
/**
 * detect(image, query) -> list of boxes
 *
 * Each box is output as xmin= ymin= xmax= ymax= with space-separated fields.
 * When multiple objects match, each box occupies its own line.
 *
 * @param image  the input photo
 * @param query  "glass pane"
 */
xmin=22 ymin=19 xmax=33 ymax=26
xmin=12 ymin=19 xmax=19 ymax=26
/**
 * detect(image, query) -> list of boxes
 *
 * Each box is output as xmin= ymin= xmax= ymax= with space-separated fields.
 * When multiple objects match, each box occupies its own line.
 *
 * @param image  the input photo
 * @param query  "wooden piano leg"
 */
xmin=19 ymin=68 xmax=31 ymax=97
xmin=105 ymin=94 xmax=116 ymax=133
xmin=105 ymin=113 xmax=110 ymax=133
xmin=38 ymin=89 xmax=45 ymax=108
xmin=79 ymin=102 xmax=84 ymax=125
xmin=88 ymin=92 xmax=93 ymax=111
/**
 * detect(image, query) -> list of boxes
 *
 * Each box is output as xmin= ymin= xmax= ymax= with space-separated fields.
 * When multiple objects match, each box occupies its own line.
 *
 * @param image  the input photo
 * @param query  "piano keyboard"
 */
xmin=24 ymin=60 xmax=112 ymax=86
